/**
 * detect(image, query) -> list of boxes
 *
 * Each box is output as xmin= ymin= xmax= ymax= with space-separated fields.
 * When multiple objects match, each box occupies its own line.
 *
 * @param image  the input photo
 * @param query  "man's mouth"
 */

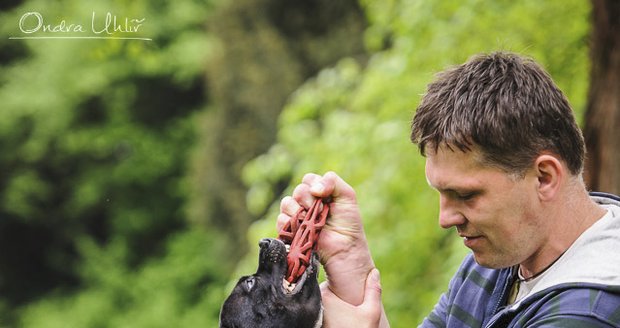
xmin=461 ymin=235 xmax=482 ymax=248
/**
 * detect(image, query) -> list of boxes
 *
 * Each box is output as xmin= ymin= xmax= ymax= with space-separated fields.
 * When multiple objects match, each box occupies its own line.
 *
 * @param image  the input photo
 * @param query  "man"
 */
xmin=278 ymin=52 xmax=620 ymax=327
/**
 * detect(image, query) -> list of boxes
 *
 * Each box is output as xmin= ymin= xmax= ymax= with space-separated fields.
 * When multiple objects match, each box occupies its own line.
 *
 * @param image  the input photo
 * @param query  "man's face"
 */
xmin=425 ymin=145 xmax=546 ymax=269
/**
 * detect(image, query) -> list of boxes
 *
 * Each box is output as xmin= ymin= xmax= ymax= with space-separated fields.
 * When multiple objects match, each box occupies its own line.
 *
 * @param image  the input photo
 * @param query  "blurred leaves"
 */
xmin=0 ymin=0 xmax=367 ymax=326
xmin=3 ymin=170 xmax=51 ymax=219
xmin=0 ymin=0 xmax=215 ymax=325
xmin=186 ymin=0 xmax=367 ymax=255
xmin=19 ymin=230 xmax=230 ymax=328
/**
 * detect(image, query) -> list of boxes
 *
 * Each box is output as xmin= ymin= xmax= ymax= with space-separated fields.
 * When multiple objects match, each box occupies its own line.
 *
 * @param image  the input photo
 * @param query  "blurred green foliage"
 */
xmin=19 ymin=230 xmax=230 ymax=327
xmin=0 ymin=0 xmax=227 ymax=326
xmin=187 ymin=0 xmax=367 ymax=259
xmin=0 ymin=0 xmax=590 ymax=327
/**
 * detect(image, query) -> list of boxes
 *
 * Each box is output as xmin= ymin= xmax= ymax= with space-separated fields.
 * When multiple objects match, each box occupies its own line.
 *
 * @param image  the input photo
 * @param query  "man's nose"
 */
xmin=438 ymin=196 xmax=466 ymax=229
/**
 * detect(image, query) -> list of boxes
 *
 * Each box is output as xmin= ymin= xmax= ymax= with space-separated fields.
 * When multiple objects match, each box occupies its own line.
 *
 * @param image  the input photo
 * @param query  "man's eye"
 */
xmin=244 ymin=277 xmax=255 ymax=291
xmin=456 ymin=192 xmax=476 ymax=201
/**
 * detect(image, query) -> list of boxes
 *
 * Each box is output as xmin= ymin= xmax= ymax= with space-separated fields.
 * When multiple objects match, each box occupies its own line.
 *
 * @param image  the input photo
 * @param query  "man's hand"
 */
xmin=321 ymin=269 xmax=388 ymax=328
xmin=278 ymin=171 xmax=375 ymax=305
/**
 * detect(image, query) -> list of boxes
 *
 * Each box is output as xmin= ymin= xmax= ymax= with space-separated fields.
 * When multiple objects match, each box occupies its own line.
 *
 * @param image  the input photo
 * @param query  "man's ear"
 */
xmin=534 ymin=154 xmax=564 ymax=201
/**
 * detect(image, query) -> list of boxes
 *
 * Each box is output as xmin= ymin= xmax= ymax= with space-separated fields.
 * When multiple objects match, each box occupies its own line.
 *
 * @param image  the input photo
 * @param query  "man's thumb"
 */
xmin=364 ymin=268 xmax=382 ymax=304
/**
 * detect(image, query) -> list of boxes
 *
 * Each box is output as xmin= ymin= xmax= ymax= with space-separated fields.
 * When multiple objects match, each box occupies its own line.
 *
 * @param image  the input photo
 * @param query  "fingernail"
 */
xmin=371 ymin=268 xmax=380 ymax=283
xmin=310 ymin=183 xmax=324 ymax=194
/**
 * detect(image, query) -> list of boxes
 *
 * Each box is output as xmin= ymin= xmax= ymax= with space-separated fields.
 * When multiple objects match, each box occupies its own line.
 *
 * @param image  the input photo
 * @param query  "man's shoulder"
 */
xmin=531 ymin=284 xmax=620 ymax=313
xmin=513 ymin=284 xmax=620 ymax=327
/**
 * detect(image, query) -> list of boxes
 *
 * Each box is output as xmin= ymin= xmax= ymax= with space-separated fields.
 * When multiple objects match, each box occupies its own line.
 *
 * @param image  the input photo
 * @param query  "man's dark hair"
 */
xmin=410 ymin=52 xmax=585 ymax=176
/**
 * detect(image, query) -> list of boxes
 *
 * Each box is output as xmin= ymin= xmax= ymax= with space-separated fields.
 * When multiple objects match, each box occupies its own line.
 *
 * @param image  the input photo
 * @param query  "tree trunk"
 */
xmin=584 ymin=0 xmax=620 ymax=194
xmin=188 ymin=0 xmax=367 ymax=258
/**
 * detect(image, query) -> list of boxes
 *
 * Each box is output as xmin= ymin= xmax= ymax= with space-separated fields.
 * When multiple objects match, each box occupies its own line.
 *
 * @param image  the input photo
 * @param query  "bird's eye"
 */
xmin=244 ymin=277 xmax=255 ymax=291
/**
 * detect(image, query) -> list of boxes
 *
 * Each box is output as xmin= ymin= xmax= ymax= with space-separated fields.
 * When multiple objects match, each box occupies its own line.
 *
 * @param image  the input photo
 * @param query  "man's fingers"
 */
xmin=303 ymin=173 xmax=331 ymax=199
xmin=319 ymin=269 xmax=382 ymax=307
xmin=292 ymin=183 xmax=315 ymax=208
xmin=280 ymin=196 xmax=301 ymax=216
xmin=319 ymin=281 xmax=339 ymax=308
xmin=302 ymin=173 xmax=322 ymax=186
xmin=319 ymin=281 xmax=330 ymax=295
xmin=363 ymin=269 xmax=382 ymax=306
xmin=361 ymin=269 xmax=383 ymax=327
xmin=319 ymin=270 xmax=383 ymax=328
xmin=276 ymin=213 xmax=290 ymax=232
xmin=308 ymin=172 xmax=334 ymax=198
xmin=315 ymin=171 xmax=357 ymax=202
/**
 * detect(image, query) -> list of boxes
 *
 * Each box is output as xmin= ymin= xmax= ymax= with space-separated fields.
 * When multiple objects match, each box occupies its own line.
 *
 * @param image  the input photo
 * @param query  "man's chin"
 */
xmin=471 ymin=252 xmax=514 ymax=270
